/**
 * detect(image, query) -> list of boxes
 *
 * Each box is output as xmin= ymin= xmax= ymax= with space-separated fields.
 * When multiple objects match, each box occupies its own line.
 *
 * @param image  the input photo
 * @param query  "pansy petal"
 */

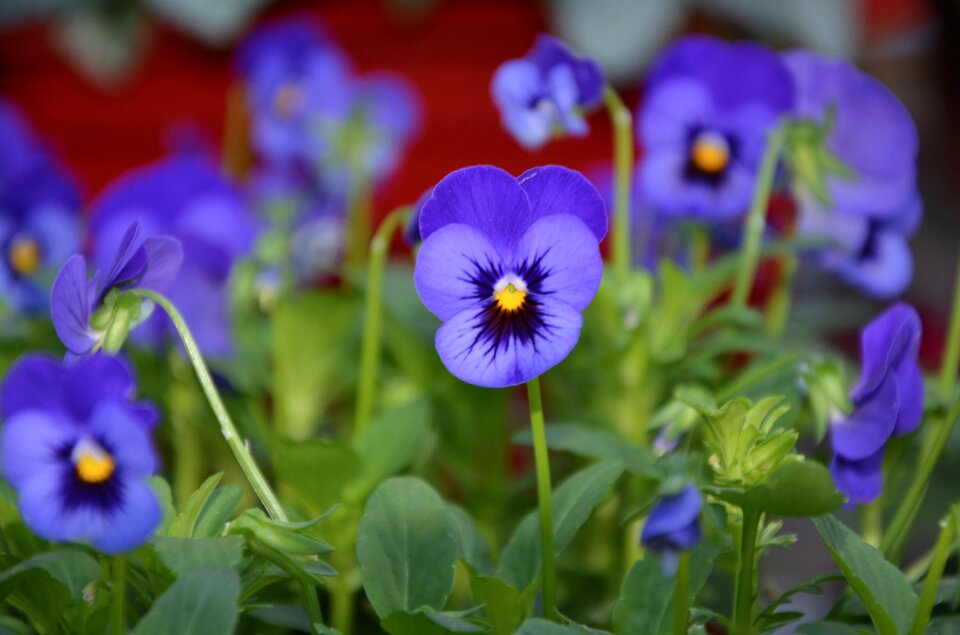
xmin=517 ymin=166 xmax=608 ymax=242
xmin=18 ymin=471 xmax=79 ymax=544
xmin=512 ymin=214 xmax=603 ymax=312
xmin=832 ymin=372 xmax=899 ymax=461
xmin=854 ymin=303 xmax=921 ymax=398
xmin=640 ymin=78 xmax=713 ymax=150
xmin=139 ymin=236 xmax=183 ymax=292
xmin=642 ymin=487 xmax=703 ymax=541
xmin=91 ymin=481 xmax=161 ymax=554
xmin=62 ymin=356 xmax=136 ymax=422
xmin=51 ymin=255 xmax=98 ymax=356
xmin=830 ymin=450 xmax=884 ymax=506
xmin=89 ymin=402 xmax=157 ymax=479
xmin=414 ymin=223 xmax=505 ymax=321
xmin=1 ymin=410 xmax=74 ymax=488
xmin=893 ymin=359 xmax=924 ymax=437
xmin=419 ymin=166 xmax=532 ymax=251
xmin=100 ymin=221 xmax=147 ymax=296
xmin=435 ymin=295 xmax=582 ymax=388
xmin=1 ymin=354 xmax=67 ymax=421
xmin=834 ymin=229 xmax=913 ymax=300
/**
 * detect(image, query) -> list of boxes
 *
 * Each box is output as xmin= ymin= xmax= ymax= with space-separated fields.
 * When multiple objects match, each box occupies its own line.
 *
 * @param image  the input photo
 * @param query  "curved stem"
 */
xmin=672 ymin=550 xmax=692 ymax=635
xmin=909 ymin=513 xmax=956 ymax=635
xmin=604 ymin=85 xmax=634 ymax=277
xmin=353 ymin=207 xmax=412 ymax=439
xmin=110 ymin=555 xmax=126 ymax=635
xmin=732 ymin=509 xmax=760 ymax=635
xmin=129 ymin=288 xmax=287 ymax=522
xmin=527 ymin=377 xmax=557 ymax=620
xmin=731 ymin=122 xmax=785 ymax=308
xmin=939 ymin=253 xmax=960 ymax=404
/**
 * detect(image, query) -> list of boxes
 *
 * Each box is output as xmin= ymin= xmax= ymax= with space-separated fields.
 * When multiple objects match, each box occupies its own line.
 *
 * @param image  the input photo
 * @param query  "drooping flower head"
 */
xmin=51 ymin=221 xmax=182 ymax=358
xmin=88 ymin=153 xmax=258 ymax=357
xmin=830 ymin=303 xmax=923 ymax=505
xmin=414 ymin=165 xmax=606 ymax=388
xmin=641 ymin=486 xmax=703 ymax=574
xmin=492 ymin=35 xmax=605 ymax=149
xmin=785 ymin=50 xmax=921 ymax=298
xmin=637 ymin=36 xmax=794 ymax=221
xmin=0 ymin=99 xmax=81 ymax=314
xmin=0 ymin=354 xmax=161 ymax=553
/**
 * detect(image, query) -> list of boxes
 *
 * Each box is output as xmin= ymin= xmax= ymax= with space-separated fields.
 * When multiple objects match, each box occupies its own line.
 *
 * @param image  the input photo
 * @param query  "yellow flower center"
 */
xmin=690 ymin=131 xmax=730 ymax=174
xmin=493 ymin=275 xmax=527 ymax=312
xmin=73 ymin=440 xmax=115 ymax=484
xmin=9 ymin=238 xmax=41 ymax=276
xmin=273 ymin=83 xmax=303 ymax=119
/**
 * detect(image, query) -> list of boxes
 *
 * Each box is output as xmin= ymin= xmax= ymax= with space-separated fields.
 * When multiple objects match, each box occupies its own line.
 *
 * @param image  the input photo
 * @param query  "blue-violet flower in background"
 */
xmin=414 ymin=165 xmax=606 ymax=387
xmin=637 ymin=36 xmax=793 ymax=221
xmin=830 ymin=303 xmax=923 ymax=505
xmin=641 ymin=486 xmax=703 ymax=575
xmin=88 ymin=152 xmax=258 ymax=357
xmin=492 ymin=35 xmax=605 ymax=149
xmin=51 ymin=220 xmax=182 ymax=358
xmin=0 ymin=354 xmax=161 ymax=553
xmin=0 ymin=98 xmax=81 ymax=314
xmin=785 ymin=50 xmax=920 ymax=298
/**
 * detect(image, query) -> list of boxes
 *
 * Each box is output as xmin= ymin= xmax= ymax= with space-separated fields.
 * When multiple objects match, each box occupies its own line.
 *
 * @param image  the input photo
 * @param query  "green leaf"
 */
xmin=515 ymin=619 xmax=592 ymax=634
xmin=813 ymin=515 xmax=918 ymax=635
xmin=274 ymin=439 xmax=360 ymax=513
xmin=356 ymin=477 xmax=459 ymax=619
xmin=711 ymin=456 xmax=844 ymax=517
xmin=149 ymin=476 xmax=176 ymax=534
xmin=512 ymin=424 xmax=658 ymax=477
xmin=229 ymin=509 xmax=334 ymax=556
xmin=167 ymin=472 xmax=223 ymax=538
xmin=382 ymin=609 xmax=485 ymax=635
xmin=796 ymin=623 xmax=869 ymax=635
xmin=497 ymin=461 xmax=624 ymax=590
xmin=37 ymin=548 xmax=99 ymax=601
xmin=193 ymin=484 xmax=242 ymax=538
xmin=350 ymin=399 xmax=433 ymax=499
xmin=154 ymin=536 xmax=244 ymax=576
xmin=131 ymin=566 xmax=240 ymax=635
xmin=449 ymin=505 xmax=494 ymax=575
xmin=611 ymin=542 xmax=719 ymax=635
xmin=467 ymin=567 xmax=529 ymax=635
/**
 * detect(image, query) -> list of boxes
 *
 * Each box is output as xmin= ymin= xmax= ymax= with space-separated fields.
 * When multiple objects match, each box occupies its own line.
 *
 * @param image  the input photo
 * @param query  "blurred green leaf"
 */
xmin=710 ymin=456 xmax=844 ymax=517
xmin=512 ymin=424 xmax=658 ymax=477
xmin=167 ymin=472 xmax=223 ymax=538
xmin=154 ymin=536 xmax=244 ymax=576
xmin=382 ymin=608 xmax=485 ymax=635
xmin=467 ymin=567 xmax=530 ymax=635
xmin=131 ymin=567 xmax=240 ymax=635
xmin=350 ymin=398 xmax=433 ymax=499
xmin=193 ymin=484 xmax=242 ymax=539
xmin=449 ymin=506 xmax=494 ymax=575
xmin=274 ymin=440 xmax=360 ymax=513
xmin=516 ymin=619 xmax=594 ymax=634
xmin=356 ymin=477 xmax=459 ymax=619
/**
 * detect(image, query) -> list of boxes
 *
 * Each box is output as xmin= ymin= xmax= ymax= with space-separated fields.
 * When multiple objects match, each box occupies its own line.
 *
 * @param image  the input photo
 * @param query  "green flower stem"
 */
xmin=732 ymin=509 xmax=760 ymax=635
xmin=345 ymin=183 xmax=374 ymax=280
xmin=672 ymin=550 xmax=692 ymax=635
xmin=763 ymin=252 xmax=797 ymax=338
xmin=527 ymin=377 xmax=557 ymax=621
xmin=690 ymin=224 xmax=711 ymax=272
xmin=860 ymin=499 xmax=883 ymax=548
xmin=353 ymin=206 xmax=412 ymax=439
xmin=881 ymin=394 xmax=960 ymax=562
xmin=730 ymin=122 xmax=786 ymax=308
xmin=909 ymin=513 xmax=956 ymax=635
xmin=110 ymin=555 xmax=126 ymax=635
xmin=939 ymin=253 xmax=960 ymax=403
xmin=604 ymin=85 xmax=634 ymax=278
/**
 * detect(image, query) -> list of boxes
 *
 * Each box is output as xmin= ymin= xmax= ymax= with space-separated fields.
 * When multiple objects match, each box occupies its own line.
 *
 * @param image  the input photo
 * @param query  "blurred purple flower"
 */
xmin=492 ymin=35 xmax=605 ymax=149
xmin=785 ymin=50 xmax=920 ymax=298
xmin=0 ymin=354 xmax=160 ymax=553
xmin=641 ymin=486 xmax=703 ymax=575
xmin=0 ymin=99 xmax=81 ymax=314
xmin=89 ymin=153 xmax=258 ymax=357
xmin=830 ymin=303 xmax=923 ymax=505
xmin=51 ymin=221 xmax=182 ymax=358
xmin=637 ymin=36 xmax=793 ymax=221
xmin=414 ymin=165 xmax=606 ymax=387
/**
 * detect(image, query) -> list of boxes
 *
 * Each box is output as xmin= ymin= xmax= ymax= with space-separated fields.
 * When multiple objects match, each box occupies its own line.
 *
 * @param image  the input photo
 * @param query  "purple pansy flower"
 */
xmin=637 ymin=36 xmax=793 ymax=221
xmin=0 ymin=99 xmax=81 ymax=314
xmin=830 ymin=304 xmax=923 ymax=505
xmin=785 ymin=50 xmax=920 ymax=298
xmin=492 ymin=35 xmax=605 ymax=150
xmin=0 ymin=354 xmax=160 ymax=554
xmin=88 ymin=153 xmax=258 ymax=357
xmin=414 ymin=165 xmax=606 ymax=388
xmin=51 ymin=221 xmax=182 ymax=358
xmin=641 ymin=486 xmax=703 ymax=574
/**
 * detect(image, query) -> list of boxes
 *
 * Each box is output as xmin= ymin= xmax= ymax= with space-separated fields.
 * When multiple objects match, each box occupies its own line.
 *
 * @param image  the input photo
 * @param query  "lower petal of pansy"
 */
xmin=512 ymin=214 xmax=603 ymax=312
xmin=436 ymin=295 xmax=583 ymax=388
xmin=834 ymin=228 xmax=913 ymax=300
xmin=414 ymin=223 xmax=506 ymax=321
xmin=853 ymin=302 xmax=920 ymax=398
xmin=92 ymin=481 xmax=161 ymax=554
xmin=830 ymin=450 xmax=884 ymax=506
xmin=893 ymin=358 xmax=924 ymax=437
xmin=831 ymin=372 xmax=899 ymax=461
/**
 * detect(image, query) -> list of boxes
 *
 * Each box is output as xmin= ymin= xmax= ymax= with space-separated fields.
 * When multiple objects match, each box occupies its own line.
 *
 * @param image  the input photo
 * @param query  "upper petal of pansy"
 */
xmin=62 ymin=355 xmax=136 ymax=422
xmin=1 ymin=409 xmax=75 ymax=488
xmin=419 ymin=166 xmax=532 ymax=252
xmin=833 ymin=228 xmax=913 ymax=300
xmin=854 ymin=303 xmax=921 ymax=399
xmin=435 ymin=294 xmax=583 ymax=388
xmin=512 ymin=214 xmax=603 ymax=312
xmin=492 ymin=59 xmax=541 ymax=112
xmin=832 ymin=372 xmax=899 ymax=461
xmin=139 ymin=236 xmax=183 ymax=292
xmin=640 ymin=78 xmax=713 ymax=150
xmin=89 ymin=401 xmax=157 ymax=479
xmin=892 ymin=356 xmax=924 ymax=437
xmin=51 ymin=255 xmax=98 ymax=356
xmin=517 ymin=166 xmax=607 ymax=242
xmin=414 ymin=223 xmax=505 ymax=321
xmin=1 ymin=354 xmax=65 ymax=421
xmin=99 ymin=221 xmax=147 ymax=298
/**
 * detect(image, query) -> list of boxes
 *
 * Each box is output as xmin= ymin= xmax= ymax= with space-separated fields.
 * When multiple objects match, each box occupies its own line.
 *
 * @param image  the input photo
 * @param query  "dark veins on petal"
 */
xmin=458 ymin=250 xmax=556 ymax=359
xmin=57 ymin=440 xmax=125 ymax=513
